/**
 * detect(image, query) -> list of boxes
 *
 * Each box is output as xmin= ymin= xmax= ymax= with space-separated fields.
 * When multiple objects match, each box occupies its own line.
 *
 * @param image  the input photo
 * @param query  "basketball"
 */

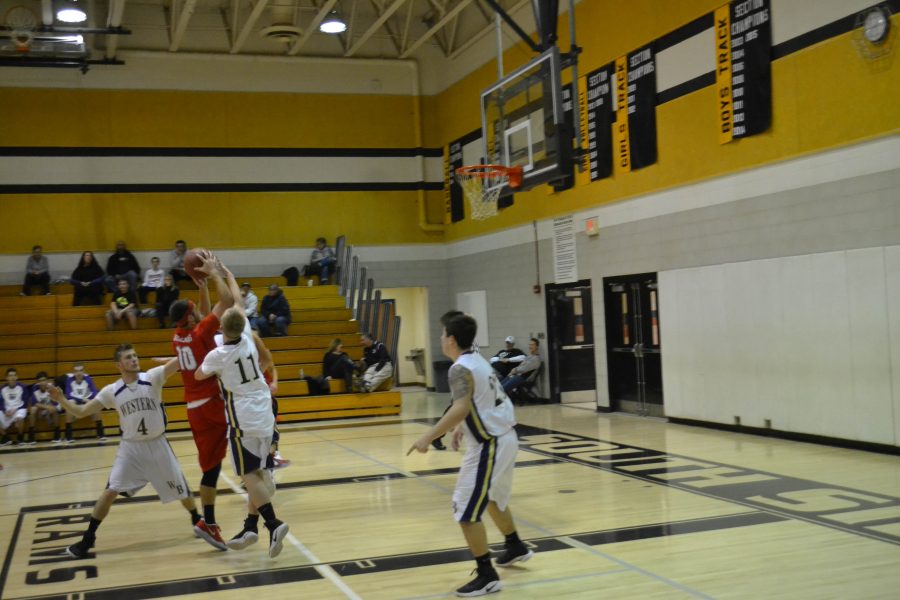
xmin=183 ymin=248 xmax=207 ymax=280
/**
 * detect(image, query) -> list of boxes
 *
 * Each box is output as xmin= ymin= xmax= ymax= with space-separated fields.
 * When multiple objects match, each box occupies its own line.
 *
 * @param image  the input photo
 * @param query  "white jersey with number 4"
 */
xmin=200 ymin=330 xmax=274 ymax=438
xmin=96 ymin=366 xmax=168 ymax=441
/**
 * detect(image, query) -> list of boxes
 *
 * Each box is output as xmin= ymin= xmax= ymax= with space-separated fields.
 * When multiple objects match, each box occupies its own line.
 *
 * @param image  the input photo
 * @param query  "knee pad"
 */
xmin=200 ymin=464 xmax=221 ymax=488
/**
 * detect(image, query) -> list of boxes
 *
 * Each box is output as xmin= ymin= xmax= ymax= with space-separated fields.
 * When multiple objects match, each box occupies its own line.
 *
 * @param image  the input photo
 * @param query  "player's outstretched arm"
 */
xmin=206 ymin=257 xmax=235 ymax=319
xmin=160 ymin=356 xmax=180 ymax=381
xmin=49 ymin=386 xmax=104 ymax=419
xmin=252 ymin=331 xmax=273 ymax=373
xmin=407 ymin=365 xmax=473 ymax=455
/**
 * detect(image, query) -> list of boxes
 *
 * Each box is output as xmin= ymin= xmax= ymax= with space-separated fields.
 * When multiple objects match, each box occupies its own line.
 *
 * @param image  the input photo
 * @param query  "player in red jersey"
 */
xmin=169 ymin=252 xmax=238 ymax=550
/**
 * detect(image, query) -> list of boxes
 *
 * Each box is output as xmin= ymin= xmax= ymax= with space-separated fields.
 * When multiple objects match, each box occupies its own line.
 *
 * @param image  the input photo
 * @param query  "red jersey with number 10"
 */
xmin=173 ymin=313 xmax=222 ymax=402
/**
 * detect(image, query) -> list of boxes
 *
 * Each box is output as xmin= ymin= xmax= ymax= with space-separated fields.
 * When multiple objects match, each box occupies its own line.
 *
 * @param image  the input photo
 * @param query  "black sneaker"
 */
xmin=227 ymin=528 xmax=259 ymax=550
xmin=65 ymin=533 xmax=96 ymax=558
xmin=456 ymin=569 xmax=501 ymax=597
xmin=431 ymin=439 xmax=447 ymax=451
xmin=495 ymin=544 xmax=533 ymax=567
xmin=267 ymin=520 xmax=290 ymax=558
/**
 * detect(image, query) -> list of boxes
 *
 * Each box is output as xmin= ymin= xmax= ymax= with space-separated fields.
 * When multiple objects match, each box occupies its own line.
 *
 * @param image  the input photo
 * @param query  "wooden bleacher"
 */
xmin=0 ymin=278 xmax=401 ymax=441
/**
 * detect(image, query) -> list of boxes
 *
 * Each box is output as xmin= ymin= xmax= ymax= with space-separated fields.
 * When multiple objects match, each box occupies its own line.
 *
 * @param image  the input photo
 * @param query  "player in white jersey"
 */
xmin=27 ymin=371 xmax=61 ymax=443
xmin=63 ymin=363 xmax=106 ymax=443
xmin=1 ymin=367 xmax=29 ymax=446
xmin=408 ymin=312 xmax=533 ymax=597
xmin=196 ymin=307 xmax=290 ymax=558
xmin=49 ymin=343 xmax=218 ymax=558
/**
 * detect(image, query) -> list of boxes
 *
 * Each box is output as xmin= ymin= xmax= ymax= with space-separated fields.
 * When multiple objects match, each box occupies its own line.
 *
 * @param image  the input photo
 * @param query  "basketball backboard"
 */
xmin=481 ymin=46 xmax=574 ymax=194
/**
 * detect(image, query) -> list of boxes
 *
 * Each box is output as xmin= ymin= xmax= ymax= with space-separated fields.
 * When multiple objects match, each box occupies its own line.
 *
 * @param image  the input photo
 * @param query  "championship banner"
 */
xmin=613 ymin=55 xmax=631 ymax=174
xmin=715 ymin=0 xmax=772 ymax=144
xmin=447 ymin=139 xmax=464 ymax=223
xmin=442 ymin=145 xmax=453 ymax=225
xmin=626 ymin=44 xmax=658 ymax=170
xmin=577 ymin=63 xmax=614 ymax=186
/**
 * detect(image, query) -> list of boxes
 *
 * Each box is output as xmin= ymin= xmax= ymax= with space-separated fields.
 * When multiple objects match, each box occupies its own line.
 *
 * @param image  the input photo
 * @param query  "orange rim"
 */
xmin=456 ymin=164 xmax=523 ymax=189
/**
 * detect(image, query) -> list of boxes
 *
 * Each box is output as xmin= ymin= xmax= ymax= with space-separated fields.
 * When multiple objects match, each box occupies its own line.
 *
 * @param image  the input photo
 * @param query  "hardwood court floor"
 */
xmin=1 ymin=391 xmax=899 ymax=599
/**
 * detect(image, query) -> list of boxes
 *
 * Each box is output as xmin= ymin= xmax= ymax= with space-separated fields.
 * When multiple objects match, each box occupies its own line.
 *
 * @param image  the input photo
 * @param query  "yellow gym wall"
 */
xmin=424 ymin=0 xmax=900 ymax=241
xmin=0 ymin=88 xmax=443 ymax=253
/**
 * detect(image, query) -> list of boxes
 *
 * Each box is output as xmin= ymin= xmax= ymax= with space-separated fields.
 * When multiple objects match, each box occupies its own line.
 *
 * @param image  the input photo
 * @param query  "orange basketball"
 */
xmin=183 ymin=248 xmax=207 ymax=280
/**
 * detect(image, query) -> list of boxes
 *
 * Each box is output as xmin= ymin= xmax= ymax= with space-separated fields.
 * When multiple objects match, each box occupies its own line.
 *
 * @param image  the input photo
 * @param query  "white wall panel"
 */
xmin=844 ymin=248 xmax=894 ymax=444
xmin=660 ymin=246 xmax=899 ymax=446
xmin=885 ymin=246 xmax=900 ymax=445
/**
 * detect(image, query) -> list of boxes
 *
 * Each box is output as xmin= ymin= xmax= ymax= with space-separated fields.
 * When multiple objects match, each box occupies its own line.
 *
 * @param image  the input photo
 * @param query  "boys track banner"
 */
xmin=715 ymin=0 xmax=772 ymax=144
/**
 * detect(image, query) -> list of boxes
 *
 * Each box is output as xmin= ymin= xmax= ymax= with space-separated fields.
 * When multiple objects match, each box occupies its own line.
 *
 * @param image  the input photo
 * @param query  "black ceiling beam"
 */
xmin=480 ymin=0 xmax=541 ymax=53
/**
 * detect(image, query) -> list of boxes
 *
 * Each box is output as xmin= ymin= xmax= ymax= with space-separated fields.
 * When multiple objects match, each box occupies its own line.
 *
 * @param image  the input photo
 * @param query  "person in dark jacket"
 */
xmin=70 ymin=251 xmax=106 ymax=306
xmin=323 ymin=338 xmax=356 ymax=392
xmin=155 ymin=274 xmax=180 ymax=328
xmin=104 ymin=240 xmax=141 ymax=293
xmin=358 ymin=332 xmax=392 ymax=393
xmin=257 ymin=284 xmax=291 ymax=337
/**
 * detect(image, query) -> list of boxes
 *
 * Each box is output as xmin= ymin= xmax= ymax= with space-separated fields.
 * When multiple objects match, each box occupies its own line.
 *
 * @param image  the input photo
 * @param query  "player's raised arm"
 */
xmin=160 ymin=356 xmax=181 ymax=380
xmin=203 ymin=256 xmax=235 ymax=320
xmin=252 ymin=330 xmax=274 ymax=373
xmin=49 ymin=386 xmax=104 ymax=419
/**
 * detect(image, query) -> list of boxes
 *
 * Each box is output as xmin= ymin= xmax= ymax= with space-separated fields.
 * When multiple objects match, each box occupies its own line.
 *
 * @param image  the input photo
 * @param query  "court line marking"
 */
xmin=396 ymin=568 xmax=633 ymax=600
xmin=310 ymin=426 xmax=717 ymax=599
xmin=218 ymin=471 xmax=363 ymax=600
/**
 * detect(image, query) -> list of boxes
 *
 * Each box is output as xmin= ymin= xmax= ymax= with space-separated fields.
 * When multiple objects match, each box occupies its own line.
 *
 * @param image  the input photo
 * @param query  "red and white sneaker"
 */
xmin=194 ymin=519 xmax=228 ymax=551
xmin=272 ymin=453 xmax=291 ymax=469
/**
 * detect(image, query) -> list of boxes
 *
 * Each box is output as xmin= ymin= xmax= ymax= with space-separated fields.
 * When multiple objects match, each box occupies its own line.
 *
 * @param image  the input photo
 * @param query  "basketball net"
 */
xmin=5 ymin=6 xmax=37 ymax=54
xmin=455 ymin=165 xmax=522 ymax=221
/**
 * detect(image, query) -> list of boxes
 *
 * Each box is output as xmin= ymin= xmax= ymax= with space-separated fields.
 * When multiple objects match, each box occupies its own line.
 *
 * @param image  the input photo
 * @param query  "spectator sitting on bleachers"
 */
xmin=69 ymin=250 xmax=106 ymax=306
xmin=323 ymin=338 xmax=357 ymax=392
xmin=501 ymin=338 xmax=542 ymax=395
xmin=21 ymin=244 xmax=51 ymax=296
xmin=241 ymin=282 xmax=259 ymax=327
xmin=303 ymin=237 xmax=337 ymax=285
xmin=106 ymin=279 xmax=139 ymax=330
xmin=28 ymin=371 xmax=60 ymax=444
xmin=155 ymin=274 xmax=180 ymax=328
xmin=490 ymin=336 xmax=526 ymax=378
xmin=104 ymin=240 xmax=141 ymax=293
xmin=139 ymin=257 xmax=166 ymax=304
xmin=258 ymin=284 xmax=291 ymax=337
xmin=358 ymin=332 xmax=393 ymax=393
xmin=169 ymin=239 xmax=190 ymax=282
xmin=0 ymin=367 xmax=29 ymax=446
xmin=64 ymin=363 xmax=105 ymax=443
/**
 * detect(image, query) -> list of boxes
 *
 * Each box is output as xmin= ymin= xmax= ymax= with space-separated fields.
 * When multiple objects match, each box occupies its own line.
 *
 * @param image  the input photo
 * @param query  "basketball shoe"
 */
xmin=455 ymin=567 xmax=501 ymax=597
xmin=227 ymin=526 xmax=259 ymax=550
xmin=494 ymin=543 xmax=533 ymax=567
xmin=65 ymin=532 xmax=96 ymax=558
xmin=194 ymin=519 xmax=228 ymax=551
xmin=267 ymin=520 xmax=290 ymax=558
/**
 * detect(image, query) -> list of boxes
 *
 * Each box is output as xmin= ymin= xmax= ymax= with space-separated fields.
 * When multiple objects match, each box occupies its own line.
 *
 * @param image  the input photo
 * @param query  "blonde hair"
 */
xmin=221 ymin=307 xmax=246 ymax=340
xmin=327 ymin=338 xmax=342 ymax=353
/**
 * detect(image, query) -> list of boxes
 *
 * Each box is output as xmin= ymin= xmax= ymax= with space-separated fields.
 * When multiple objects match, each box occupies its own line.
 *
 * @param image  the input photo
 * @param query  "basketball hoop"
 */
xmin=5 ymin=6 xmax=37 ymax=54
xmin=455 ymin=164 xmax=523 ymax=221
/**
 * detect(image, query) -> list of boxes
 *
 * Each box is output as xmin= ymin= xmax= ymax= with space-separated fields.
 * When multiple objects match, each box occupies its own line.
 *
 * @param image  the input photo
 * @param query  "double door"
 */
xmin=603 ymin=273 xmax=663 ymax=416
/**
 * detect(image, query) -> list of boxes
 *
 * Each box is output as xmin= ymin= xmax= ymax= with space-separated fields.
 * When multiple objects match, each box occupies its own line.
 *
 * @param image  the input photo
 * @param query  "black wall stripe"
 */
xmin=657 ymin=71 xmax=716 ymax=105
xmin=656 ymin=12 xmax=715 ymax=52
xmin=0 ymin=182 xmax=445 ymax=194
xmin=0 ymin=146 xmax=445 ymax=158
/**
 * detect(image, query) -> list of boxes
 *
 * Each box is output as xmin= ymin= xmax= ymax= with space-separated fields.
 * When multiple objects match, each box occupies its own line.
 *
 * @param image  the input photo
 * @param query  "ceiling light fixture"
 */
xmin=56 ymin=0 xmax=87 ymax=23
xmin=319 ymin=11 xmax=347 ymax=34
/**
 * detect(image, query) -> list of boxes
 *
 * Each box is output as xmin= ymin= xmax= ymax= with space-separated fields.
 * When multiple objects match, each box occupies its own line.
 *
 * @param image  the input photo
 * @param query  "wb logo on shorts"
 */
xmin=167 ymin=481 xmax=185 ymax=495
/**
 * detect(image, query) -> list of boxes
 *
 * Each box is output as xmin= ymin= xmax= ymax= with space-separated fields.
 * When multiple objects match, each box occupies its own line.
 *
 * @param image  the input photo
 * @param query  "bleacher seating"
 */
xmin=0 ymin=278 xmax=401 ymax=441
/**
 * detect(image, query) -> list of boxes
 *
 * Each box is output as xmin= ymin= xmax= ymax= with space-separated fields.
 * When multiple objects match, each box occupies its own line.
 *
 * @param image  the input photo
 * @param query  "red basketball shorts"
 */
xmin=187 ymin=397 xmax=228 ymax=473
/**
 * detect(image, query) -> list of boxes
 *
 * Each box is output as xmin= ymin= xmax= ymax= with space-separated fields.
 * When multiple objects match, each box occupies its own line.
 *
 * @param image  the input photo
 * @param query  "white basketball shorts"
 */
xmin=452 ymin=427 xmax=518 ymax=523
xmin=0 ymin=408 xmax=27 ymax=429
xmin=107 ymin=436 xmax=190 ymax=503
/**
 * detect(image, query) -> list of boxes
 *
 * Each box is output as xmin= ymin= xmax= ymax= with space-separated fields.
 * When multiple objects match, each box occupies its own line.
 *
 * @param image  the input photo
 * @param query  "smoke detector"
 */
xmin=260 ymin=25 xmax=302 ymax=44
